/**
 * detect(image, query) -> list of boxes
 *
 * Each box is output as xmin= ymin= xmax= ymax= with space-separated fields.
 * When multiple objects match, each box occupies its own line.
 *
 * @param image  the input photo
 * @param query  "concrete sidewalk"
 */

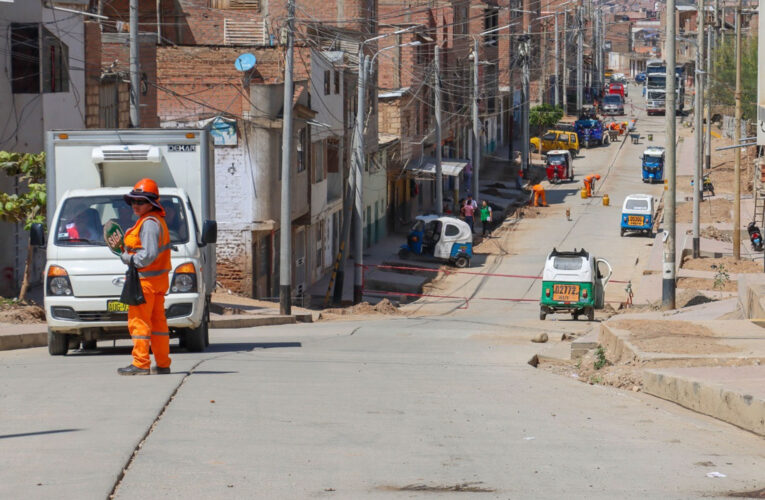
xmin=595 ymin=316 xmax=765 ymax=436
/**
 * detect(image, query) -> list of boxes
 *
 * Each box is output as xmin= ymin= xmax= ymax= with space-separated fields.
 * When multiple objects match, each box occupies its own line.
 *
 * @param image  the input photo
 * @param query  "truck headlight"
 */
xmin=47 ymin=265 xmax=72 ymax=296
xmin=170 ymin=262 xmax=197 ymax=293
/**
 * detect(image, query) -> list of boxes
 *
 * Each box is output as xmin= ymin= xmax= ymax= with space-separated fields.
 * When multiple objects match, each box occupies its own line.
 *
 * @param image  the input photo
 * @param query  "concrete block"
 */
xmin=643 ymin=366 xmax=765 ymax=437
xmin=571 ymin=330 xmax=599 ymax=360
xmin=209 ymin=314 xmax=296 ymax=329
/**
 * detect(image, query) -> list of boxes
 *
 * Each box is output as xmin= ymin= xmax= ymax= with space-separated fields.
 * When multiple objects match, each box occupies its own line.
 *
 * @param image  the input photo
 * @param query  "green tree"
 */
xmin=0 ymin=151 xmax=46 ymax=302
xmin=708 ymin=34 xmax=757 ymax=122
xmin=529 ymin=104 xmax=564 ymax=132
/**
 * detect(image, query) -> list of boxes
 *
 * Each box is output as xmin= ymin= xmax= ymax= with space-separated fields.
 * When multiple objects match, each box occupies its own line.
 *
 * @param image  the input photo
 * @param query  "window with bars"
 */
xmin=324 ymin=70 xmax=331 ymax=95
xmin=210 ymin=0 xmax=260 ymax=9
xmin=483 ymin=9 xmax=499 ymax=46
xmin=11 ymin=23 xmax=69 ymax=94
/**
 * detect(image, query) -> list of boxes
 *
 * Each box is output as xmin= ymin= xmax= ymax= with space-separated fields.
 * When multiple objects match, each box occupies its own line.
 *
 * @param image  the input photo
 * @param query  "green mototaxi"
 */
xmin=539 ymin=248 xmax=612 ymax=321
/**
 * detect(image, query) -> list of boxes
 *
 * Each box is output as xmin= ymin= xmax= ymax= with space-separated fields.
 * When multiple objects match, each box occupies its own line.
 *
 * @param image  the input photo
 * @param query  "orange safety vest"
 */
xmin=124 ymin=212 xmax=172 ymax=279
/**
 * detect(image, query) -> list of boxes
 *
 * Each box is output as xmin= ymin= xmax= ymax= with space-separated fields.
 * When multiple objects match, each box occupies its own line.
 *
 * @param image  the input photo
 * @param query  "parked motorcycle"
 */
xmin=748 ymin=222 xmax=763 ymax=251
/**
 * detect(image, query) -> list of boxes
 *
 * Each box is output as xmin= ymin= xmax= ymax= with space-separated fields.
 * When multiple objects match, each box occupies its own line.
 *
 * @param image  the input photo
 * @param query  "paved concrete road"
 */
xmin=2 ymin=89 xmax=764 ymax=499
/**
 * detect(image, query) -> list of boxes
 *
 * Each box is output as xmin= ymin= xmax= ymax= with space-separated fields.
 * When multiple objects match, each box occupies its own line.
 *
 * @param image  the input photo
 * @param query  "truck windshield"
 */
xmin=647 ymin=75 xmax=666 ymax=87
xmin=626 ymin=199 xmax=649 ymax=210
xmin=55 ymin=195 xmax=189 ymax=246
xmin=552 ymin=257 xmax=583 ymax=270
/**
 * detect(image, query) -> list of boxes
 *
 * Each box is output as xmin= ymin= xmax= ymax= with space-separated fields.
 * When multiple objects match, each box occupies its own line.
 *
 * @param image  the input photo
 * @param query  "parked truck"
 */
xmin=31 ymin=129 xmax=218 ymax=355
xmin=644 ymin=60 xmax=685 ymax=115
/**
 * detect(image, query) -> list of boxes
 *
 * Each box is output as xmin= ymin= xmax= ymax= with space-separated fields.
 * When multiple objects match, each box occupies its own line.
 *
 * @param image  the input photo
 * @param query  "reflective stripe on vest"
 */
xmin=123 ymin=213 xmax=172 ymax=277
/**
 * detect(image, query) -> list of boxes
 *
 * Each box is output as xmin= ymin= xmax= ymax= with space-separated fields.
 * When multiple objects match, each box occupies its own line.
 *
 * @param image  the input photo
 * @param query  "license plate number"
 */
xmin=107 ymin=300 xmax=129 ymax=312
xmin=628 ymin=216 xmax=644 ymax=226
xmin=552 ymin=284 xmax=580 ymax=302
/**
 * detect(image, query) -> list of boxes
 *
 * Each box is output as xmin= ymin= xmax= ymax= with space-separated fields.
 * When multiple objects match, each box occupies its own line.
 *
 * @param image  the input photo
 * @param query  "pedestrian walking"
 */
xmin=461 ymin=198 xmax=475 ymax=233
xmin=117 ymin=178 xmax=173 ymax=376
xmin=480 ymin=200 xmax=493 ymax=236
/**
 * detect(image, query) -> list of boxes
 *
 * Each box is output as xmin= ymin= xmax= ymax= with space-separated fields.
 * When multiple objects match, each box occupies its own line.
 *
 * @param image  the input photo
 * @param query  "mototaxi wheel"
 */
xmin=539 ymin=309 xmax=547 ymax=320
xmin=586 ymin=307 xmax=595 ymax=321
xmin=398 ymin=248 xmax=410 ymax=259
xmin=453 ymin=255 xmax=469 ymax=268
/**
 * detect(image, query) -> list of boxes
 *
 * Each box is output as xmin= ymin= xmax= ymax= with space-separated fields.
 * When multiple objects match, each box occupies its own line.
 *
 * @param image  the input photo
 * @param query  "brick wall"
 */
xmin=216 ymin=227 xmax=253 ymax=294
xmin=156 ymin=45 xmax=310 ymax=122
xmin=84 ymin=21 xmax=101 ymax=128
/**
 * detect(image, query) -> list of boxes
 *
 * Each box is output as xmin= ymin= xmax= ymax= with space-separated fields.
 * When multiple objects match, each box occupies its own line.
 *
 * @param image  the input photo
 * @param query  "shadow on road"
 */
xmin=0 ymin=428 xmax=82 ymax=440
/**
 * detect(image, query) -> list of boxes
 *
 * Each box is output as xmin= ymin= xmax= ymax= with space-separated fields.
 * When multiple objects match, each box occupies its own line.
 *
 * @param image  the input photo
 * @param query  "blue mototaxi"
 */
xmin=398 ymin=215 xmax=473 ymax=268
xmin=620 ymin=193 xmax=655 ymax=237
xmin=641 ymin=146 xmax=665 ymax=183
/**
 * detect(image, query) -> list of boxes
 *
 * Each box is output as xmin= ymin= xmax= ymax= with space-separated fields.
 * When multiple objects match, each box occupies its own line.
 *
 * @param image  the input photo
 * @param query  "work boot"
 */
xmin=151 ymin=366 xmax=171 ymax=375
xmin=117 ymin=364 xmax=149 ymax=376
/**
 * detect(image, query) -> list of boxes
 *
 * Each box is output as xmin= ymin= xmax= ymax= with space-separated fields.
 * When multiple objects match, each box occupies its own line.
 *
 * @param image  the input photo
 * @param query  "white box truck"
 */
xmin=31 ymin=129 xmax=217 ymax=355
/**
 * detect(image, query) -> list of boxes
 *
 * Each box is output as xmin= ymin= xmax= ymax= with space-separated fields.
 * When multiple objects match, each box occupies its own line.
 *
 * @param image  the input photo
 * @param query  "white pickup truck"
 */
xmin=31 ymin=129 xmax=217 ymax=355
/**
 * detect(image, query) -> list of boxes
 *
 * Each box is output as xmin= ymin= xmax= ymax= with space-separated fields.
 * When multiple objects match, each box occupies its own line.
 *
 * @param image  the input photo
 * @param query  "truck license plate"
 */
xmin=106 ymin=300 xmax=129 ymax=313
xmin=552 ymin=284 xmax=580 ymax=302
xmin=628 ymin=216 xmax=644 ymax=226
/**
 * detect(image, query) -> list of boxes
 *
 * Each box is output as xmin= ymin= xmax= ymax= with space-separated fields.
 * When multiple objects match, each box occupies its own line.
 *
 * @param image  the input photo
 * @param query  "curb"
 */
xmin=0 ymin=330 xmax=47 ymax=351
xmin=209 ymin=314 xmax=297 ymax=329
xmin=643 ymin=366 xmax=765 ymax=436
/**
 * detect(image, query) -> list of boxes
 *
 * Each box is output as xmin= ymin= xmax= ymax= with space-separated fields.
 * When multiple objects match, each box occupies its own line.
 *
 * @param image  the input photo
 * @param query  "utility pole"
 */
xmin=563 ymin=10 xmax=568 ymax=114
xmin=554 ymin=14 xmax=560 ymax=107
xmin=733 ymin=2 xmax=742 ymax=259
xmin=435 ymin=44 xmax=443 ymax=215
xmin=129 ymin=0 xmax=140 ymax=127
xmin=279 ymin=0 xmax=295 ymax=314
xmin=576 ymin=5 xmax=583 ymax=113
xmin=692 ymin=0 xmax=704 ymax=258
xmin=541 ymin=23 xmax=547 ymax=105
xmin=705 ymin=24 xmax=713 ymax=171
xmin=663 ymin=0 xmax=677 ymax=309
xmin=472 ymin=38 xmax=481 ymax=201
xmin=592 ymin=0 xmax=598 ymax=94
xmin=354 ymin=52 xmax=369 ymax=303
xmin=520 ymin=34 xmax=530 ymax=174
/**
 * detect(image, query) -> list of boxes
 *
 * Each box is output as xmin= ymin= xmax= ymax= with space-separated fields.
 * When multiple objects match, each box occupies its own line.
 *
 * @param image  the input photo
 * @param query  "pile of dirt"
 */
xmin=608 ymin=319 xmax=739 ymax=354
xmin=675 ymin=198 xmax=732 ymax=224
xmin=0 ymin=303 xmax=45 ymax=324
xmin=681 ymin=255 xmax=761 ymax=274
xmin=518 ymin=206 xmax=542 ymax=219
xmin=537 ymin=349 xmax=644 ymax=391
xmin=699 ymin=225 xmax=732 ymax=242
xmin=611 ymin=289 xmax=717 ymax=314
xmin=321 ymin=298 xmax=400 ymax=317
xmin=677 ymin=276 xmax=737 ymax=292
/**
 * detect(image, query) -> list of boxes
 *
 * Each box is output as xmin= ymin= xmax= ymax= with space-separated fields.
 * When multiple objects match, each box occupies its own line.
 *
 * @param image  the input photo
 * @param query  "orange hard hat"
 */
xmin=595 ymin=174 xmax=601 ymax=180
xmin=124 ymin=178 xmax=164 ymax=213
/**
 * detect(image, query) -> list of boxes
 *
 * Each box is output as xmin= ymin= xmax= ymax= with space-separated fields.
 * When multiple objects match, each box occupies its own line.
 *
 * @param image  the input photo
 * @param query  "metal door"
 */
xmin=294 ymin=227 xmax=306 ymax=296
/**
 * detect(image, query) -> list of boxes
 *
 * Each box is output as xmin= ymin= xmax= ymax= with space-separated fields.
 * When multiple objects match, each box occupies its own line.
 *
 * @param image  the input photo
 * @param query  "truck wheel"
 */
xmin=454 ymin=255 xmax=469 ymax=268
xmin=183 ymin=305 xmax=209 ymax=352
xmin=586 ymin=307 xmax=595 ymax=321
xmin=48 ymin=328 xmax=68 ymax=356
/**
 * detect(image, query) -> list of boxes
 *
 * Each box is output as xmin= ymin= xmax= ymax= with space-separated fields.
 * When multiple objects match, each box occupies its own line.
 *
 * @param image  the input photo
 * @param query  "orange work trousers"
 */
xmin=127 ymin=276 xmax=171 ymax=370
xmin=583 ymin=180 xmax=593 ymax=198
xmin=533 ymin=189 xmax=547 ymax=207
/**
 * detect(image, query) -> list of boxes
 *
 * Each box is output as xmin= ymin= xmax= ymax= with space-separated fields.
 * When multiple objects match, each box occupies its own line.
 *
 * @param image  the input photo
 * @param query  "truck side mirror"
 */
xmin=200 ymin=220 xmax=217 ymax=246
xmin=30 ymin=223 xmax=45 ymax=247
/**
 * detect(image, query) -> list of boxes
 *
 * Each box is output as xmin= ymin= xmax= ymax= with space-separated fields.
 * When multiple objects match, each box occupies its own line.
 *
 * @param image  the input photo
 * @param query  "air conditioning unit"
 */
xmin=92 ymin=145 xmax=161 ymax=164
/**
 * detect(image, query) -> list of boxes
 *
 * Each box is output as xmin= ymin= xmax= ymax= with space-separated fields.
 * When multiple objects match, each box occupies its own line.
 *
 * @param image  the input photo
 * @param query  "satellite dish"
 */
xmin=235 ymin=53 xmax=257 ymax=72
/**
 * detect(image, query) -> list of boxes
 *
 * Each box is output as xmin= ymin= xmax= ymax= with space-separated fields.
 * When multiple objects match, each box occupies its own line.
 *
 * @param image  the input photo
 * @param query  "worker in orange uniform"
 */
xmin=117 ymin=179 xmax=172 ymax=376
xmin=532 ymin=183 xmax=548 ymax=207
xmin=583 ymin=174 xmax=601 ymax=198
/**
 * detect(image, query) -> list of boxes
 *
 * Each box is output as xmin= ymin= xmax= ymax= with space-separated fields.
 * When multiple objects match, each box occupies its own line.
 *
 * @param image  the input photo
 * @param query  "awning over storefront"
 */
xmin=406 ymin=157 xmax=469 ymax=178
